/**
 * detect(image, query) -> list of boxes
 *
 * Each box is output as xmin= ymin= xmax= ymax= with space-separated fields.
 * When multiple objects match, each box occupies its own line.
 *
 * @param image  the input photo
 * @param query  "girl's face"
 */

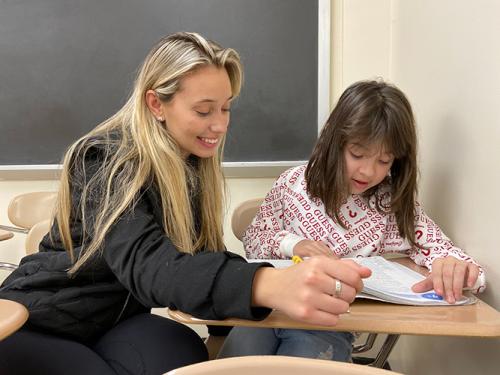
xmin=161 ymin=65 xmax=233 ymax=159
xmin=344 ymin=142 xmax=394 ymax=194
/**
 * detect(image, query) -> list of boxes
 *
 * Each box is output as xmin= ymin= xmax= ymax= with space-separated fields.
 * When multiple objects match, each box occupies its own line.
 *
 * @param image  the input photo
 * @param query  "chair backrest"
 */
xmin=7 ymin=192 xmax=57 ymax=230
xmin=1 ymin=192 xmax=57 ymax=272
xmin=166 ymin=355 xmax=403 ymax=375
xmin=25 ymin=219 xmax=52 ymax=255
xmin=231 ymin=198 xmax=263 ymax=241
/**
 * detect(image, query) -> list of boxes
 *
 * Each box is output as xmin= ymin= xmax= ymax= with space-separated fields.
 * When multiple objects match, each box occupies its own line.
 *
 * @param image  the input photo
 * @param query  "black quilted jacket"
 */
xmin=0 ymin=143 xmax=270 ymax=342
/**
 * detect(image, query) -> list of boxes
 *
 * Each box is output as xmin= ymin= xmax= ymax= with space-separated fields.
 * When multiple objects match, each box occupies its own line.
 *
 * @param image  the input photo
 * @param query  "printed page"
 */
xmin=352 ymin=256 xmax=474 ymax=305
xmin=354 ymin=256 xmax=424 ymax=293
xmin=247 ymin=256 xmax=475 ymax=305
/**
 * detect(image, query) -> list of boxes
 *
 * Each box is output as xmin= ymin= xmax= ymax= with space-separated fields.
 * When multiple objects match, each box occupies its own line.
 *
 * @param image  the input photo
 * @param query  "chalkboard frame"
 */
xmin=0 ymin=0 xmax=330 ymax=179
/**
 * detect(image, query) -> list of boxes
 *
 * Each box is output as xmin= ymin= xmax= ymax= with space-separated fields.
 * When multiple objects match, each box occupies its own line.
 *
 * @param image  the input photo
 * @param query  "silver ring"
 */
xmin=334 ymin=279 xmax=342 ymax=298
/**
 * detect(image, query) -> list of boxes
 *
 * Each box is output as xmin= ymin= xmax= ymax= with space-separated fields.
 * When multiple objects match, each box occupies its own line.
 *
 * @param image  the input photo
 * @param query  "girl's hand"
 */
xmin=251 ymin=256 xmax=371 ymax=326
xmin=411 ymin=257 xmax=480 ymax=304
xmin=293 ymin=239 xmax=334 ymax=258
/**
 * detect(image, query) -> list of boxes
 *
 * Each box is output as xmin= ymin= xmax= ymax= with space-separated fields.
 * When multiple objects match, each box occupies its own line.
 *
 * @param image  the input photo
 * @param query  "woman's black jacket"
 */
xmin=0 ymin=145 xmax=270 ymax=342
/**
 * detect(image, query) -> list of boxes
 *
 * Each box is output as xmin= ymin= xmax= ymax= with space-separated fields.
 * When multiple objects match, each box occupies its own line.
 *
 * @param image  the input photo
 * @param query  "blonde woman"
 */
xmin=0 ymin=32 xmax=370 ymax=374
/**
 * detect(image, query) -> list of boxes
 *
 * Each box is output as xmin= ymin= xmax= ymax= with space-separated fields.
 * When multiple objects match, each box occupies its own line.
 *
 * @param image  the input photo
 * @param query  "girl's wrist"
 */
xmin=280 ymin=233 xmax=305 ymax=257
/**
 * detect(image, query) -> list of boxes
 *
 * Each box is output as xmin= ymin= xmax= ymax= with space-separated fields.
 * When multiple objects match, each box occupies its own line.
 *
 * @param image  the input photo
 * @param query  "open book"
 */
xmin=248 ymin=256 xmax=476 ymax=306
xmin=351 ymin=256 xmax=475 ymax=305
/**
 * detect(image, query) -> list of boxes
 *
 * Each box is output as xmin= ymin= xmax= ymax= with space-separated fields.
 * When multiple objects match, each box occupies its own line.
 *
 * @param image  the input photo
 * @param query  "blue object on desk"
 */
xmin=422 ymin=292 xmax=444 ymax=301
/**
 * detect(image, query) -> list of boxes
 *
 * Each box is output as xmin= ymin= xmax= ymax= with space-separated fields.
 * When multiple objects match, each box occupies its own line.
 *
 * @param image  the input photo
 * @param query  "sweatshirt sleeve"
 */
xmin=407 ymin=202 xmax=486 ymax=293
xmin=243 ymin=168 xmax=306 ymax=259
xmin=70 ymin=146 xmax=272 ymax=321
xmin=101 ymin=195 xmax=271 ymax=320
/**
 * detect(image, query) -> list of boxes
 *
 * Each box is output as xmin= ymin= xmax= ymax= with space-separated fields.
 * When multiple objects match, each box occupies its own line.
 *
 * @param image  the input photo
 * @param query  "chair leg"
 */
xmin=369 ymin=334 xmax=400 ymax=368
xmin=352 ymin=333 xmax=378 ymax=353
xmin=204 ymin=335 xmax=227 ymax=360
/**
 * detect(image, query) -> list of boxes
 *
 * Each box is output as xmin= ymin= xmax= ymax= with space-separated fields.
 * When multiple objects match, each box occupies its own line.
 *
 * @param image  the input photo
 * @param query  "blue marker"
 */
xmin=422 ymin=292 xmax=444 ymax=301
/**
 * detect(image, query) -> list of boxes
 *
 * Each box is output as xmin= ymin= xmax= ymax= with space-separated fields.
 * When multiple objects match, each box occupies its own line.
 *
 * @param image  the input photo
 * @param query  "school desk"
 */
xmin=168 ymin=258 xmax=500 ymax=368
xmin=0 ymin=299 xmax=29 ymax=341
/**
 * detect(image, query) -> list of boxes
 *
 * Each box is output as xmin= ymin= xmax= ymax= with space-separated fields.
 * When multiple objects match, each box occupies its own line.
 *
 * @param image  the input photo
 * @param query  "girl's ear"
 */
xmin=145 ymin=90 xmax=165 ymax=121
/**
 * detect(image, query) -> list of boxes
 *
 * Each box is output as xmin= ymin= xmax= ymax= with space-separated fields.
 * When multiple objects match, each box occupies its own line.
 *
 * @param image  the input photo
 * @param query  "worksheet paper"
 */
xmin=248 ymin=257 xmax=475 ymax=306
xmin=353 ymin=256 xmax=475 ymax=305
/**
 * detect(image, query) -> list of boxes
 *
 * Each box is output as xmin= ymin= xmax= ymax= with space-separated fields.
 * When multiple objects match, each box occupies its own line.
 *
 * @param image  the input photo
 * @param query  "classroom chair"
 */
xmin=0 ymin=299 xmax=29 ymax=341
xmin=0 ymin=218 xmax=51 ymax=271
xmin=165 ymin=355 xmax=403 ymax=375
xmin=0 ymin=191 xmax=57 ymax=234
xmin=0 ymin=192 xmax=57 ymax=271
xmin=231 ymin=197 xmax=265 ymax=241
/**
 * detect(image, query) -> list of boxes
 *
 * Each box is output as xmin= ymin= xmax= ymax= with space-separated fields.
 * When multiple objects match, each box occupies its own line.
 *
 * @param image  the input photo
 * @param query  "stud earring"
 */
xmin=157 ymin=116 xmax=164 ymax=122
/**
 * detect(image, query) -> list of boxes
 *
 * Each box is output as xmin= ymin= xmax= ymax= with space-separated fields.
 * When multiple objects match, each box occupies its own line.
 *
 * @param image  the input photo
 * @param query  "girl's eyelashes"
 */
xmin=195 ymin=110 xmax=210 ymax=117
xmin=349 ymin=149 xmax=393 ymax=165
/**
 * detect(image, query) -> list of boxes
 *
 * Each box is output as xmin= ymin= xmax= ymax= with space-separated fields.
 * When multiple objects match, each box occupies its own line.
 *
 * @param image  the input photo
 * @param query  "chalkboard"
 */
xmin=0 ymin=0 xmax=327 ymax=168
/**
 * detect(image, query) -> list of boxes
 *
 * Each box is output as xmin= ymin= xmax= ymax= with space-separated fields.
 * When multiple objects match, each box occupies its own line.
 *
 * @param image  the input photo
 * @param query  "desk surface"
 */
xmin=168 ymin=258 xmax=500 ymax=338
xmin=168 ymin=299 xmax=500 ymax=338
xmin=0 ymin=229 xmax=14 ymax=241
xmin=0 ymin=299 xmax=29 ymax=340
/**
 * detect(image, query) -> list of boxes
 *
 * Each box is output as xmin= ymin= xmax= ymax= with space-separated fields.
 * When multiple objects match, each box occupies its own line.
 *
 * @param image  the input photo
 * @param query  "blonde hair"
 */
xmin=55 ymin=32 xmax=243 ymax=274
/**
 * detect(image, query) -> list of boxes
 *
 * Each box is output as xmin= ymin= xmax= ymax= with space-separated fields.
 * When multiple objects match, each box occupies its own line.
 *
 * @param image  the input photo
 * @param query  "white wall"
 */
xmin=334 ymin=0 xmax=500 ymax=373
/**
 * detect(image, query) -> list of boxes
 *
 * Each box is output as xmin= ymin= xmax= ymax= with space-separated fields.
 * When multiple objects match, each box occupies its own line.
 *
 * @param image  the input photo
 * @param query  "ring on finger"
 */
xmin=334 ymin=279 xmax=342 ymax=298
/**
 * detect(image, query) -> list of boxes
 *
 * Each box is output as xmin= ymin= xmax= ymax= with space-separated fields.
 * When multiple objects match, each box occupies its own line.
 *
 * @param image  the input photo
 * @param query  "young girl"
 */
xmin=218 ymin=79 xmax=485 ymax=362
xmin=0 ymin=32 xmax=370 ymax=374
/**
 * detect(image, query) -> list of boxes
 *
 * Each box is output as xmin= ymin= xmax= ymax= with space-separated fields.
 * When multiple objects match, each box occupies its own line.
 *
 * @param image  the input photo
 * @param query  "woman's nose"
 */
xmin=209 ymin=113 xmax=229 ymax=134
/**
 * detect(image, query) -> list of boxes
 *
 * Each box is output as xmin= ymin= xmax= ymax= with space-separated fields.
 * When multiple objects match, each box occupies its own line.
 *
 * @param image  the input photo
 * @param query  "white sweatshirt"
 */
xmin=243 ymin=165 xmax=486 ymax=292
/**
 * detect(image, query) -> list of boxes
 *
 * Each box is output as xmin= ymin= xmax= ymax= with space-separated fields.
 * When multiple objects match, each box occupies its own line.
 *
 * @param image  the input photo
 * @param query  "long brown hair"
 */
xmin=305 ymin=80 xmax=418 ymax=243
xmin=55 ymin=32 xmax=243 ymax=274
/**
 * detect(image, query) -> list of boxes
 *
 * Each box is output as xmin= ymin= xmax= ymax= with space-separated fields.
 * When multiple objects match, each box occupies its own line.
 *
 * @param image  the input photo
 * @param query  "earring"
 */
xmin=157 ymin=116 xmax=164 ymax=122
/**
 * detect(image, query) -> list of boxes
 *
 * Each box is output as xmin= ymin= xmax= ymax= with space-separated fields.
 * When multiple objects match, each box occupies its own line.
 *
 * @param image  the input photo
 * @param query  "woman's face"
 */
xmin=161 ymin=65 xmax=233 ymax=159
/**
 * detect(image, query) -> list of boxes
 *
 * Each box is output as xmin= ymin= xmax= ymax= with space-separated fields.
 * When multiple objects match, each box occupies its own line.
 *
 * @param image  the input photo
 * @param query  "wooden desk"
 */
xmin=0 ymin=299 xmax=29 ymax=340
xmin=168 ymin=298 xmax=500 ymax=338
xmin=168 ymin=258 xmax=500 ymax=367
xmin=0 ymin=229 xmax=14 ymax=241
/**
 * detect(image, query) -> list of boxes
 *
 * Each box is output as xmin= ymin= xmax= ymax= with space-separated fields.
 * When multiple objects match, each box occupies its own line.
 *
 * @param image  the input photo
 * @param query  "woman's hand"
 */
xmin=293 ymin=240 xmax=334 ymax=258
xmin=251 ymin=256 xmax=371 ymax=326
xmin=411 ymin=257 xmax=479 ymax=304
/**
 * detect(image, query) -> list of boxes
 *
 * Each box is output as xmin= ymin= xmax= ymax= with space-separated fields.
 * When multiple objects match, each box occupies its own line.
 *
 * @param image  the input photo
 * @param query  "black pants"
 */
xmin=0 ymin=313 xmax=208 ymax=375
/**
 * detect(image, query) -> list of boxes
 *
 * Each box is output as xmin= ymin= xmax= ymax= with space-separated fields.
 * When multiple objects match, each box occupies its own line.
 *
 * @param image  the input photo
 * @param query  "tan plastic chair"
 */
xmin=231 ymin=198 xmax=264 ymax=241
xmin=166 ymin=355 xmax=404 ymax=375
xmin=0 ymin=299 xmax=29 ymax=341
xmin=25 ymin=219 xmax=52 ymax=255
xmin=2 ymin=192 xmax=57 ymax=234
xmin=0 ymin=192 xmax=57 ymax=271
